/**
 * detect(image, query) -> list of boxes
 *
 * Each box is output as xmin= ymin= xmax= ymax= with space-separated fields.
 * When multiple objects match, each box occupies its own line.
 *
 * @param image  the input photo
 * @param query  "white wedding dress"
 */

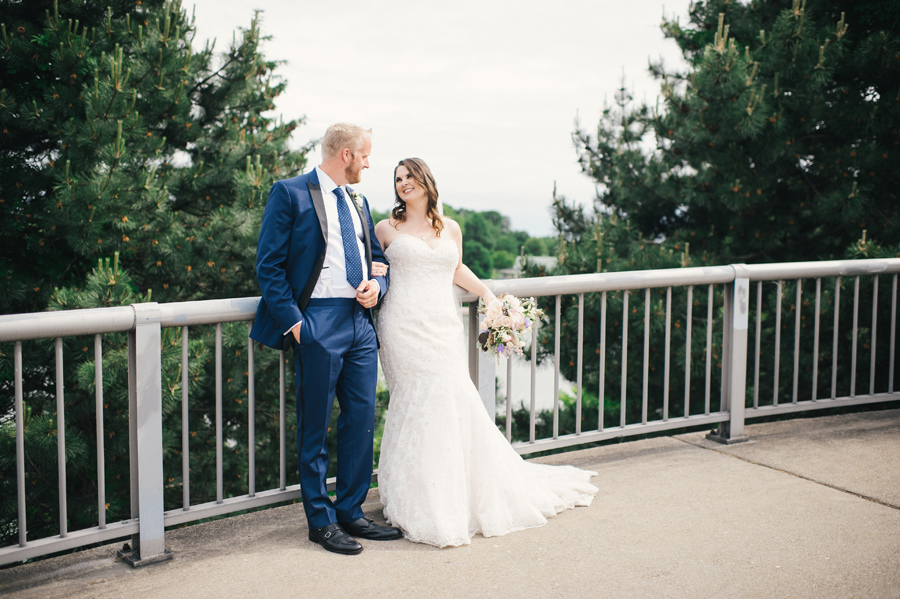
xmin=377 ymin=235 xmax=598 ymax=547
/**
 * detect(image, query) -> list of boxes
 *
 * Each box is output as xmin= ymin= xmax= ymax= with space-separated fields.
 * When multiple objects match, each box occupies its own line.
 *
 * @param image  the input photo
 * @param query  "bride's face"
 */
xmin=395 ymin=165 xmax=427 ymax=204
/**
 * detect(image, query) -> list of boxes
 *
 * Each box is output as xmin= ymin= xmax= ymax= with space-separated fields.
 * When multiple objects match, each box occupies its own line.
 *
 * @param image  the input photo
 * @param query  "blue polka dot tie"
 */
xmin=334 ymin=187 xmax=364 ymax=289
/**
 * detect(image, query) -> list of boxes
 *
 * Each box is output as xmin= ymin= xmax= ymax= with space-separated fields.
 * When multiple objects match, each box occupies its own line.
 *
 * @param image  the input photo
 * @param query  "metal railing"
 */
xmin=1 ymin=258 xmax=898 ymax=566
xmin=466 ymin=259 xmax=899 ymax=453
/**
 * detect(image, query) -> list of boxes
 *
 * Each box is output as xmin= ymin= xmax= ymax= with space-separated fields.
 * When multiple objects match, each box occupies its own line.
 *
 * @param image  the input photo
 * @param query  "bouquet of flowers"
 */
xmin=477 ymin=293 xmax=544 ymax=358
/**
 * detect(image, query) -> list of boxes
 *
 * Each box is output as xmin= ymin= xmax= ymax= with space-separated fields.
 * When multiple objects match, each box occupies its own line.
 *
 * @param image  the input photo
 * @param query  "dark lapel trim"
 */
xmin=307 ymin=171 xmax=328 ymax=242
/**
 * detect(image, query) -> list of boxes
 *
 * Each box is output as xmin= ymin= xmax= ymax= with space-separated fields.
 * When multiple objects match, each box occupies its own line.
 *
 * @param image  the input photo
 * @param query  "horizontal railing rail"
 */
xmin=1 ymin=257 xmax=898 ymax=567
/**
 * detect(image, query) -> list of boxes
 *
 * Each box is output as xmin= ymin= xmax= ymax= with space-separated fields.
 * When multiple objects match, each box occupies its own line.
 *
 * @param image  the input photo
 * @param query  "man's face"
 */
xmin=344 ymin=135 xmax=371 ymax=185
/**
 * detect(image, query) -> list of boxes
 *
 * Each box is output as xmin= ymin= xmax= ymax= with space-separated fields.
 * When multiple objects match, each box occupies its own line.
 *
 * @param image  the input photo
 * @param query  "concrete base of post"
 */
xmin=706 ymin=428 xmax=749 ymax=445
xmin=116 ymin=545 xmax=174 ymax=568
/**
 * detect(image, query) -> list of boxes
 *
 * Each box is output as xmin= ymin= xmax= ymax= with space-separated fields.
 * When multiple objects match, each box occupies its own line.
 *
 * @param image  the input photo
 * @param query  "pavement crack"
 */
xmin=674 ymin=436 xmax=900 ymax=511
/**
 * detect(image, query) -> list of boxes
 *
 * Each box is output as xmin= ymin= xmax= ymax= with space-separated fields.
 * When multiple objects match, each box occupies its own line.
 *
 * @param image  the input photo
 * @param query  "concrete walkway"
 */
xmin=2 ymin=409 xmax=898 ymax=599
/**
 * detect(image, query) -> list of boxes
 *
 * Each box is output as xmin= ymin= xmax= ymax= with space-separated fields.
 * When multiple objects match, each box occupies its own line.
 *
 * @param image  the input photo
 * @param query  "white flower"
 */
xmin=485 ymin=302 xmax=502 ymax=322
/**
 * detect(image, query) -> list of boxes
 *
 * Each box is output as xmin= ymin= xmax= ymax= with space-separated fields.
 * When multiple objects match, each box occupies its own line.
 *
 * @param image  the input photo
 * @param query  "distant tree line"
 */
xmin=371 ymin=205 xmax=555 ymax=279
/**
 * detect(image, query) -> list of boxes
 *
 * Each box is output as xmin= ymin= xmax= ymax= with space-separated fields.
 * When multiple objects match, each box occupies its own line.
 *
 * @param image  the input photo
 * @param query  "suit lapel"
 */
xmin=346 ymin=186 xmax=373 ymax=267
xmin=307 ymin=170 xmax=328 ymax=242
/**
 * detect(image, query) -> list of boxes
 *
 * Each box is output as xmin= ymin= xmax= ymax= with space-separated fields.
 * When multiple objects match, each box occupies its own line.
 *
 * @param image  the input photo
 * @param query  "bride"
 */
xmin=372 ymin=158 xmax=598 ymax=548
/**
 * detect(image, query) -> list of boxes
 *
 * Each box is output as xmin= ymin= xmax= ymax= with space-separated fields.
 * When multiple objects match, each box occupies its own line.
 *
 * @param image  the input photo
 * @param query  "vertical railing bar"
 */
xmin=279 ymin=350 xmax=287 ymax=491
xmin=553 ymin=295 xmax=561 ymax=440
xmin=15 ymin=341 xmax=26 ymax=547
xmin=812 ymin=279 xmax=821 ymax=402
xmin=529 ymin=320 xmax=538 ymax=443
xmin=642 ymin=288 xmax=650 ymax=425
xmin=685 ymin=286 xmax=693 ymax=419
xmin=792 ymin=280 xmax=802 ymax=404
xmin=505 ymin=354 xmax=513 ymax=442
xmin=126 ymin=331 xmax=138 ymax=553
xmin=851 ymin=276 xmax=859 ymax=397
xmin=181 ymin=326 xmax=190 ymax=511
xmin=248 ymin=338 xmax=256 ymax=497
xmin=870 ymin=275 xmax=878 ymax=396
xmin=890 ymin=274 xmax=897 ymax=394
xmin=575 ymin=293 xmax=584 ymax=436
xmin=831 ymin=277 xmax=841 ymax=399
xmin=663 ymin=287 xmax=671 ymax=421
xmin=753 ymin=282 xmax=762 ymax=409
xmin=773 ymin=280 xmax=782 ymax=406
xmin=621 ymin=290 xmax=629 ymax=428
xmin=705 ymin=285 xmax=712 ymax=416
xmin=720 ymin=280 xmax=732 ymax=414
xmin=467 ymin=303 xmax=479 ymax=384
xmin=94 ymin=334 xmax=106 ymax=529
xmin=215 ymin=323 xmax=223 ymax=504
xmin=55 ymin=337 xmax=67 ymax=538
xmin=598 ymin=291 xmax=607 ymax=432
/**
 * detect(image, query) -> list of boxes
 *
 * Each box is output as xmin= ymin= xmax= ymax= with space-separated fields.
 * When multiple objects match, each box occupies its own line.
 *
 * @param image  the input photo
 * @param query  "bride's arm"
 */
xmin=445 ymin=219 xmax=497 ymax=305
xmin=454 ymin=263 xmax=497 ymax=305
xmin=372 ymin=219 xmax=392 ymax=277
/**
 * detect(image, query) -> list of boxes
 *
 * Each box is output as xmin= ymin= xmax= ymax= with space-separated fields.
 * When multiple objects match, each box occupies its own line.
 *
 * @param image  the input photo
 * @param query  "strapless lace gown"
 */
xmin=377 ymin=235 xmax=598 ymax=547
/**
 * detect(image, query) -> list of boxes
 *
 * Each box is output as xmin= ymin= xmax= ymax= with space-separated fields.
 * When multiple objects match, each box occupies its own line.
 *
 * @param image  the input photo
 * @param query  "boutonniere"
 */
xmin=350 ymin=191 xmax=365 ymax=211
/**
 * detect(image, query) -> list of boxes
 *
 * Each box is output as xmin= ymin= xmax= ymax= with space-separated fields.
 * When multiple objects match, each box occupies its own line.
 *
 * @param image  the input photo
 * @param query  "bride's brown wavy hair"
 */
xmin=391 ymin=157 xmax=443 ymax=237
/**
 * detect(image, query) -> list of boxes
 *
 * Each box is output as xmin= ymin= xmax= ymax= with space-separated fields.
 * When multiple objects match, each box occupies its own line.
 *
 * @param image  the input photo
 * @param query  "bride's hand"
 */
xmin=482 ymin=290 xmax=498 ymax=307
xmin=371 ymin=261 xmax=389 ymax=277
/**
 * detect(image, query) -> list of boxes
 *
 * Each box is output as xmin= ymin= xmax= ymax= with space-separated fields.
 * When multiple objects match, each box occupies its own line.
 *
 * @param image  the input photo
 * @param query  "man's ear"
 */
xmin=341 ymin=147 xmax=352 ymax=164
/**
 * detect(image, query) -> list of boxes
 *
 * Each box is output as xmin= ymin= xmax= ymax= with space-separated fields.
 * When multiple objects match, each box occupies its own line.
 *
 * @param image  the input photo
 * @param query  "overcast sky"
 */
xmin=186 ymin=0 xmax=690 ymax=237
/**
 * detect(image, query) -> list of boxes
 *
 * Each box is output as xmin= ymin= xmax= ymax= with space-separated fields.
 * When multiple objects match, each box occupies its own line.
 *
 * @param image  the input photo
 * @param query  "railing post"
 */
xmin=468 ymin=302 xmax=496 ymax=420
xmin=119 ymin=302 xmax=173 ymax=566
xmin=708 ymin=266 xmax=750 ymax=444
xmin=478 ymin=350 xmax=497 ymax=421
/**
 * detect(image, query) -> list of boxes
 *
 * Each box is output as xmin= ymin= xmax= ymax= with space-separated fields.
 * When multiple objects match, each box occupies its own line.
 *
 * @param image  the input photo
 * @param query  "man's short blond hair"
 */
xmin=321 ymin=123 xmax=372 ymax=160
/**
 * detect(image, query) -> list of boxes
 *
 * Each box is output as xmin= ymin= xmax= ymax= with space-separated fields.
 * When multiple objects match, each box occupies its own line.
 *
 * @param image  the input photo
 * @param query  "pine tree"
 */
xmin=518 ymin=0 xmax=899 ymax=440
xmin=573 ymin=0 xmax=899 ymax=263
xmin=0 ymin=0 xmax=309 ymax=314
xmin=0 ymin=0 xmax=309 ymax=545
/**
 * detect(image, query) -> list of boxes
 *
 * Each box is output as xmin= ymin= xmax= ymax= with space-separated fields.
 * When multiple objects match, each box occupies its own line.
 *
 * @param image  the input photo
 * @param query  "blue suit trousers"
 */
xmin=294 ymin=298 xmax=378 ymax=530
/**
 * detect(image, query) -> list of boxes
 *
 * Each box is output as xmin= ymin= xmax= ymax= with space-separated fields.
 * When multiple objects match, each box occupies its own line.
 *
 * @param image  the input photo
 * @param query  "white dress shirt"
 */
xmin=311 ymin=167 xmax=368 ymax=298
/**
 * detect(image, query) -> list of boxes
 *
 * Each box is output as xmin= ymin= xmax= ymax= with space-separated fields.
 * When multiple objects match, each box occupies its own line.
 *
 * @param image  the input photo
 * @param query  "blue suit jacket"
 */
xmin=250 ymin=168 xmax=388 ymax=350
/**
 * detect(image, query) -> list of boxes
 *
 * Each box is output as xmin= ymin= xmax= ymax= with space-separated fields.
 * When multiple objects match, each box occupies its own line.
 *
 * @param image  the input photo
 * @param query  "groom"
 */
xmin=250 ymin=123 xmax=401 ymax=555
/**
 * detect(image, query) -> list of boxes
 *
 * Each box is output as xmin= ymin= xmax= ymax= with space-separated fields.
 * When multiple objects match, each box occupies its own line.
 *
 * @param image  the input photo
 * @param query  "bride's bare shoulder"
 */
xmin=375 ymin=218 xmax=398 ymax=235
xmin=441 ymin=217 xmax=461 ymax=239
xmin=375 ymin=218 xmax=402 ymax=247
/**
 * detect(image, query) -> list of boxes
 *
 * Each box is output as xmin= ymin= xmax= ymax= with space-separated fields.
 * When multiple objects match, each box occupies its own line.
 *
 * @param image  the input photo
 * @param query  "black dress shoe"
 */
xmin=338 ymin=517 xmax=403 ymax=541
xmin=308 ymin=523 xmax=363 ymax=555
